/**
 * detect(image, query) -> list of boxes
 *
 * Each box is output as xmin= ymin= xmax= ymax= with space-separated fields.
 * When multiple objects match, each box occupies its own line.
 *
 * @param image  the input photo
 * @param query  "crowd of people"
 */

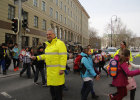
xmin=1 ymin=27 xmax=140 ymax=100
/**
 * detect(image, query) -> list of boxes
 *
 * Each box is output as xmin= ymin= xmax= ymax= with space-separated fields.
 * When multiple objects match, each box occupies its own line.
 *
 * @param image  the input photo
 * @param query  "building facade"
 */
xmin=0 ymin=0 xmax=89 ymax=48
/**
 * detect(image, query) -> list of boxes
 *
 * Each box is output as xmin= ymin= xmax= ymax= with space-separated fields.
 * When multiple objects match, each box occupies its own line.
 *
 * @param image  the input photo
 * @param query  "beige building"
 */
xmin=0 ymin=0 xmax=89 ymax=48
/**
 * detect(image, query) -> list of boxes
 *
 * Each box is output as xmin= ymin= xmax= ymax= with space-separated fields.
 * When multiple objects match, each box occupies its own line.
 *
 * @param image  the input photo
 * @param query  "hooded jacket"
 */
xmin=112 ymin=55 xmax=140 ymax=87
xmin=37 ymin=37 xmax=67 ymax=86
xmin=80 ymin=52 xmax=97 ymax=78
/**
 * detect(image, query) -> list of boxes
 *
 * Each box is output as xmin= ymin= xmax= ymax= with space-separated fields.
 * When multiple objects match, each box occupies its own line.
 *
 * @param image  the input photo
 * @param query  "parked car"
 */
xmin=106 ymin=47 xmax=117 ymax=58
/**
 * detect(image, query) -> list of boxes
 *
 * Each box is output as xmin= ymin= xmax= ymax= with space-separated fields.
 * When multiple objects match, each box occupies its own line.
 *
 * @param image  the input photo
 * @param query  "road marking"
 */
xmin=0 ymin=91 xmax=16 ymax=100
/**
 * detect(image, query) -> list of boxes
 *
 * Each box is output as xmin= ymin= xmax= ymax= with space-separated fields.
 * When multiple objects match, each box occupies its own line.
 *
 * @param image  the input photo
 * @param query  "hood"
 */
xmin=80 ymin=52 xmax=88 ymax=57
xmin=114 ymin=55 xmax=120 ymax=61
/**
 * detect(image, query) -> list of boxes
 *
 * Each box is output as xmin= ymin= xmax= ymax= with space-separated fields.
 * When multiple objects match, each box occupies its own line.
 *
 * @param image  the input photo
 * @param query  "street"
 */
xmin=0 ymin=57 xmax=140 ymax=100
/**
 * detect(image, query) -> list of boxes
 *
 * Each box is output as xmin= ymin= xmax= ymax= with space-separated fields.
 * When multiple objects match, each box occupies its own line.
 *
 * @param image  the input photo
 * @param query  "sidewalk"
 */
xmin=0 ymin=61 xmax=22 ymax=78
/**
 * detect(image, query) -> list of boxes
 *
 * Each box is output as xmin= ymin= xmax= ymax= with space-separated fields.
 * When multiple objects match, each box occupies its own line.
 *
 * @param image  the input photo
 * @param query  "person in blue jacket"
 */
xmin=80 ymin=47 xmax=100 ymax=100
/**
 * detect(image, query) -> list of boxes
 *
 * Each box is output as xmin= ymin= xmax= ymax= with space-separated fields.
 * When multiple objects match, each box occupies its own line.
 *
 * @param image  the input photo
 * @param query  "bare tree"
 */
xmin=103 ymin=18 xmax=135 ymax=48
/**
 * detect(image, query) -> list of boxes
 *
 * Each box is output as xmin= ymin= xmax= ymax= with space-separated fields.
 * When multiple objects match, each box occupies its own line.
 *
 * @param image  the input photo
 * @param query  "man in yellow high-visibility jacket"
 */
xmin=114 ymin=41 xmax=133 ymax=62
xmin=32 ymin=28 xmax=67 ymax=100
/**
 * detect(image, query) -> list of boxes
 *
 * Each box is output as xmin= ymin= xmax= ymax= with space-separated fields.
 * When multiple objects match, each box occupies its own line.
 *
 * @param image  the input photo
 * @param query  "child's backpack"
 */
xmin=73 ymin=55 xmax=82 ymax=71
xmin=73 ymin=55 xmax=87 ymax=74
xmin=95 ymin=54 xmax=102 ymax=61
xmin=107 ymin=58 xmax=118 ymax=77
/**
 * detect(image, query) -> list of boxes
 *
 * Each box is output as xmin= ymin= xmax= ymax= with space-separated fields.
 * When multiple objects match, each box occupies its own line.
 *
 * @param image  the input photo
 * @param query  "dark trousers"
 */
xmin=31 ymin=64 xmax=36 ymax=75
xmin=13 ymin=58 xmax=19 ymax=68
xmin=20 ymin=63 xmax=31 ymax=78
xmin=112 ymin=87 xmax=127 ymax=100
xmin=99 ymin=61 xmax=108 ymax=75
xmin=0 ymin=59 xmax=6 ymax=74
xmin=34 ymin=67 xmax=46 ymax=84
xmin=130 ymin=88 xmax=136 ymax=100
xmin=50 ymin=85 xmax=63 ymax=100
xmin=5 ymin=58 xmax=11 ymax=70
xmin=81 ymin=80 xmax=93 ymax=100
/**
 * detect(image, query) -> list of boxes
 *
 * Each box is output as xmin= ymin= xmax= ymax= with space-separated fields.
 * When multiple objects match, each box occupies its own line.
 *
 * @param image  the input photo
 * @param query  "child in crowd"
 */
xmin=12 ymin=43 xmax=20 ymax=71
xmin=20 ymin=47 xmax=31 ymax=78
xmin=109 ymin=49 xmax=140 ymax=100
xmin=80 ymin=48 xmax=100 ymax=100
xmin=34 ymin=46 xmax=46 ymax=86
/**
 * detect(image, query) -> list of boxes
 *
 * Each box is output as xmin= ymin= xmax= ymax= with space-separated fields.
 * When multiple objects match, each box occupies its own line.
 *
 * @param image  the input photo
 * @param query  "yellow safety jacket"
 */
xmin=134 ymin=54 xmax=140 ymax=58
xmin=114 ymin=49 xmax=133 ymax=62
xmin=37 ymin=37 xmax=67 ymax=86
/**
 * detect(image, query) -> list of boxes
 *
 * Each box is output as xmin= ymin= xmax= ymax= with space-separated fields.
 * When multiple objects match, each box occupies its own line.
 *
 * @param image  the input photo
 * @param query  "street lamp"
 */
xmin=111 ymin=15 xmax=117 ymax=47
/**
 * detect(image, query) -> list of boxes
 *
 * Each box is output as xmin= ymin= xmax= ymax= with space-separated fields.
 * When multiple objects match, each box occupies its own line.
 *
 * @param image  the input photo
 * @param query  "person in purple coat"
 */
xmin=110 ymin=49 xmax=140 ymax=100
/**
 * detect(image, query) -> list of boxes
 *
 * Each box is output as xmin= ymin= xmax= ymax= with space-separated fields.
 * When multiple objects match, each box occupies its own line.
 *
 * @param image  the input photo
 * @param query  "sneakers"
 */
xmin=14 ymin=68 xmax=17 ymax=71
xmin=109 ymin=94 xmax=113 ymax=100
xmin=34 ymin=82 xmax=39 ymax=85
xmin=16 ymin=67 xmax=19 ymax=71
xmin=42 ymin=84 xmax=47 ymax=87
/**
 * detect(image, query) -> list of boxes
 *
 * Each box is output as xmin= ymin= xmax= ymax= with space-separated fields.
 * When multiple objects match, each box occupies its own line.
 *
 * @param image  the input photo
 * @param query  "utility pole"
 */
xmin=111 ymin=15 xmax=117 ymax=47
xmin=18 ymin=0 xmax=22 ymax=52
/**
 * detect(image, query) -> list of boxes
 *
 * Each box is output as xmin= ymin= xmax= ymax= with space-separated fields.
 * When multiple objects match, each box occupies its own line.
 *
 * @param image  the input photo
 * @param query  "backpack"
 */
xmin=95 ymin=54 xmax=102 ymax=61
xmin=107 ymin=58 xmax=118 ymax=77
xmin=73 ymin=55 xmax=82 ymax=70
xmin=73 ymin=55 xmax=87 ymax=74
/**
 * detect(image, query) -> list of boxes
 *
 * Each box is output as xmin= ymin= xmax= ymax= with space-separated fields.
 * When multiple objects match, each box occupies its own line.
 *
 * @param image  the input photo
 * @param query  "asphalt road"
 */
xmin=0 ymin=57 xmax=140 ymax=100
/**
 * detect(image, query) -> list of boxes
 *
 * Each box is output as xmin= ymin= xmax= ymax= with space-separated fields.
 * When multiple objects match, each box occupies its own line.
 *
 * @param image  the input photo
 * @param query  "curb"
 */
xmin=0 ymin=72 xmax=20 ymax=78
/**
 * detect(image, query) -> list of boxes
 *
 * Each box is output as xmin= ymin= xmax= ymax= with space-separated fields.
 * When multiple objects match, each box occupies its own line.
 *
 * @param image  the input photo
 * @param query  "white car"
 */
xmin=106 ymin=47 xmax=117 ymax=57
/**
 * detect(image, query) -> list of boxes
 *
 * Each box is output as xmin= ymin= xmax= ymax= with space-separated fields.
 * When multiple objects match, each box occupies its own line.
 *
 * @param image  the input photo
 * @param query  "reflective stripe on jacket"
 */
xmin=37 ymin=37 xmax=67 ymax=86
xmin=114 ymin=49 xmax=133 ymax=62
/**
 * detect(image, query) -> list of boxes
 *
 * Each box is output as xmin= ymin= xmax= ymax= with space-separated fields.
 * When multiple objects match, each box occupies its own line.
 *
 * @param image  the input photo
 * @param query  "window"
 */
xmin=32 ymin=37 xmax=39 ymax=47
xmin=64 ymin=5 xmax=66 ymax=13
xmin=56 ymin=11 xmax=58 ymax=20
xmin=42 ymin=19 xmax=46 ymax=30
xmin=8 ymin=5 xmax=15 ymax=19
xmin=34 ymin=16 xmax=38 ymax=27
xmin=60 ymin=2 xmax=62 ymax=9
xmin=60 ymin=14 xmax=62 ymax=22
xmin=33 ymin=0 xmax=38 ymax=7
xmin=71 ymin=11 xmax=72 ymax=17
xmin=68 ymin=8 xmax=69 ymax=15
xmin=50 ymin=7 xmax=53 ymax=17
xmin=5 ymin=33 xmax=16 ymax=44
xmin=56 ymin=0 xmax=58 ymax=6
xmin=64 ymin=17 xmax=66 ymax=24
xmin=42 ymin=1 xmax=46 ymax=11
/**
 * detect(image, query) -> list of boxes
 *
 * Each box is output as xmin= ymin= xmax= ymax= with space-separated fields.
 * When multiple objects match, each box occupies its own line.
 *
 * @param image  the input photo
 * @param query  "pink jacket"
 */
xmin=112 ymin=55 xmax=140 ymax=87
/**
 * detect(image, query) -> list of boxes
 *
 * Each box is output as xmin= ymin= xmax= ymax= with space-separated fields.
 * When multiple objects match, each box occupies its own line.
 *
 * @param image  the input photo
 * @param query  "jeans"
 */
xmin=50 ymin=85 xmax=63 ymax=100
xmin=0 ymin=59 xmax=6 ymax=71
xmin=81 ymin=80 xmax=93 ymax=100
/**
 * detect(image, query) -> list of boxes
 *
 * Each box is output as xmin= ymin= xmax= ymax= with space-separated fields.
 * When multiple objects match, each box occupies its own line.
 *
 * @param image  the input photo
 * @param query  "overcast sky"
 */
xmin=78 ymin=0 xmax=140 ymax=37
